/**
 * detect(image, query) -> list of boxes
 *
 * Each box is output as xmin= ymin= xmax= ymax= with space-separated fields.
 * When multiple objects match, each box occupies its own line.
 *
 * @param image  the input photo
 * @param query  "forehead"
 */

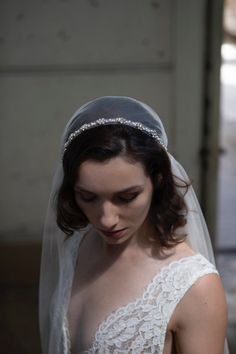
xmin=75 ymin=156 xmax=149 ymax=192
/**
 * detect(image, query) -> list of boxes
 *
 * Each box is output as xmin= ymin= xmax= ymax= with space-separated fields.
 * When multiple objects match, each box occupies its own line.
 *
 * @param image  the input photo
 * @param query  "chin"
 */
xmin=101 ymin=234 xmax=129 ymax=244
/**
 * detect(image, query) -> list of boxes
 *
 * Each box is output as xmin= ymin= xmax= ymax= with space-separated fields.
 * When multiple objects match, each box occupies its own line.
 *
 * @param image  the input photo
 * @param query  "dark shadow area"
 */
xmin=0 ymin=244 xmax=41 ymax=354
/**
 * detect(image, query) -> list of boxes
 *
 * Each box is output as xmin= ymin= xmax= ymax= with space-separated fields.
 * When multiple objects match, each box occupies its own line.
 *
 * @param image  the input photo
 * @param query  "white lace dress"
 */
xmin=57 ymin=235 xmax=218 ymax=354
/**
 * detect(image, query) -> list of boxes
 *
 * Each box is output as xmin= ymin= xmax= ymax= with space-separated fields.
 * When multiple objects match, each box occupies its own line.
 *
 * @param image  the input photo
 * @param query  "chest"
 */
xmin=69 ymin=261 xmax=152 ymax=341
xmin=62 ymin=238 xmax=206 ymax=354
xmin=67 ymin=257 xmax=179 ymax=353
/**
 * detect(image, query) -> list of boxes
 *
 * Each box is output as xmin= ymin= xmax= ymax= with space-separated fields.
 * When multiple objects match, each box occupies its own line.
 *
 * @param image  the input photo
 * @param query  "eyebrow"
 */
xmin=74 ymin=185 xmax=144 ymax=194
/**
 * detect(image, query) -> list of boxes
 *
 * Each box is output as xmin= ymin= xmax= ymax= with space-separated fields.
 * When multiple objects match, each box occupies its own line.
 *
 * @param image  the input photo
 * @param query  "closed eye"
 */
xmin=117 ymin=193 xmax=139 ymax=203
xmin=74 ymin=187 xmax=143 ymax=204
xmin=76 ymin=192 xmax=97 ymax=202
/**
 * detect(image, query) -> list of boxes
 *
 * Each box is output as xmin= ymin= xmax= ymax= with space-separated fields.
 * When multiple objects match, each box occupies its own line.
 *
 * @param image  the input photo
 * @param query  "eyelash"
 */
xmin=118 ymin=194 xmax=139 ymax=203
xmin=78 ymin=193 xmax=139 ymax=204
xmin=78 ymin=194 xmax=96 ymax=202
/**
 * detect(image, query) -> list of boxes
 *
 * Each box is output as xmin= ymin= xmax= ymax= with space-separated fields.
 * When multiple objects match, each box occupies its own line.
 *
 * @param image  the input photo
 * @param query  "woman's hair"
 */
xmin=56 ymin=125 xmax=189 ymax=248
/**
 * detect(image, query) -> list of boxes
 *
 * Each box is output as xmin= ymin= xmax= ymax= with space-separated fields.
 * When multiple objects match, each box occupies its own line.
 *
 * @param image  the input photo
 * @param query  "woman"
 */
xmin=40 ymin=96 xmax=228 ymax=354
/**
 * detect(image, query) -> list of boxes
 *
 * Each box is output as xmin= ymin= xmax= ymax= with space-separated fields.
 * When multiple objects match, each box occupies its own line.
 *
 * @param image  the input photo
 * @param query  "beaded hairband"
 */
xmin=63 ymin=117 xmax=167 ymax=153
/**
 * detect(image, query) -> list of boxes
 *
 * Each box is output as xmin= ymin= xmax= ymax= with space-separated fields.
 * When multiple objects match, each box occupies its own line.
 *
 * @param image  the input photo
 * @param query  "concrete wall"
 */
xmin=0 ymin=0 xmax=221 ymax=242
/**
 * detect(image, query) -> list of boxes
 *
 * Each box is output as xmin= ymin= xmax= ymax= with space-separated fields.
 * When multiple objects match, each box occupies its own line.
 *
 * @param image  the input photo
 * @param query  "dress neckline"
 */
xmin=91 ymin=253 xmax=200 ymax=336
xmin=66 ymin=248 xmax=203 ymax=353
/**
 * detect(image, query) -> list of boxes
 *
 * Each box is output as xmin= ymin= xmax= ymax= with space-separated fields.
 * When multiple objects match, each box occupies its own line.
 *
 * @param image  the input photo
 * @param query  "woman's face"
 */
xmin=74 ymin=156 xmax=153 ymax=245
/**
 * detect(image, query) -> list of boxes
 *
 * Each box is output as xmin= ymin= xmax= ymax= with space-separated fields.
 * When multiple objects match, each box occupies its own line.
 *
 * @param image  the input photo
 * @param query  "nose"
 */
xmin=98 ymin=201 xmax=119 ymax=229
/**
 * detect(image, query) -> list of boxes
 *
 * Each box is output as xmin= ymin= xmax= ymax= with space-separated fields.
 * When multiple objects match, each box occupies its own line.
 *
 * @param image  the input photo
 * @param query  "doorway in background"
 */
xmin=216 ymin=0 xmax=236 ymax=351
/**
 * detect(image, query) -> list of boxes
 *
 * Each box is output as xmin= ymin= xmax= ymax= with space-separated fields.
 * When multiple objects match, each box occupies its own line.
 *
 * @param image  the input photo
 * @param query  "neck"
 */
xmin=97 ymin=221 xmax=159 ymax=261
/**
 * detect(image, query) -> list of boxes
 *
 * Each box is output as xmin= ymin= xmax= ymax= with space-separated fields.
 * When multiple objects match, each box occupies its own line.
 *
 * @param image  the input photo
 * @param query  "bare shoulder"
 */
xmin=176 ymin=272 xmax=227 ymax=322
xmin=175 ymin=241 xmax=195 ymax=256
xmin=170 ymin=272 xmax=228 ymax=354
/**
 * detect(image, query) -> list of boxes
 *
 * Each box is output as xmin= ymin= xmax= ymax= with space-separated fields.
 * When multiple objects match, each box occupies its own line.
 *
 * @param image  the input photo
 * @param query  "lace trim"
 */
xmin=63 ymin=253 xmax=218 ymax=354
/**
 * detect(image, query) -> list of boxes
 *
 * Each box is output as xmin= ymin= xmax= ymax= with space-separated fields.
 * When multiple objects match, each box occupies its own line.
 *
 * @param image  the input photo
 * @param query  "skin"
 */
xmin=166 ymin=273 xmax=228 ymax=354
xmin=74 ymin=156 xmax=154 ymax=252
xmin=69 ymin=155 xmax=227 ymax=354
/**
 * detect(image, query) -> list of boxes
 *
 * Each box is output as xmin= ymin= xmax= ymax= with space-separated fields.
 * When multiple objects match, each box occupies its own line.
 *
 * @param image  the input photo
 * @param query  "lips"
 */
xmin=99 ymin=228 xmax=127 ymax=239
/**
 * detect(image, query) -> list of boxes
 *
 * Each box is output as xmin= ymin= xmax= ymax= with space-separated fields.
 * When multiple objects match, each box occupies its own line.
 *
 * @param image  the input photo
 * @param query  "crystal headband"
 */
xmin=64 ymin=117 xmax=167 ymax=153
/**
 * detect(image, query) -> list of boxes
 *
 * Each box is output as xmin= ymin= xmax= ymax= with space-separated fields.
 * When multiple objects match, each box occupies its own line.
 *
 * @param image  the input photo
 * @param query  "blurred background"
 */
xmin=0 ymin=0 xmax=235 ymax=353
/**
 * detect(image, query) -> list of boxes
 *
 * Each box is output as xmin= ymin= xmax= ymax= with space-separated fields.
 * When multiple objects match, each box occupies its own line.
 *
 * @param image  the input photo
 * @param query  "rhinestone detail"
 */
xmin=64 ymin=117 xmax=167 ymax=153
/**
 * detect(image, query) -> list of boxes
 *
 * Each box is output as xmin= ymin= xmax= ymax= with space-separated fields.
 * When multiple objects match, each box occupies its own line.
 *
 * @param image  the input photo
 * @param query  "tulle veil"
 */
xmin=39 ymin=96 xmax=229 ymax=354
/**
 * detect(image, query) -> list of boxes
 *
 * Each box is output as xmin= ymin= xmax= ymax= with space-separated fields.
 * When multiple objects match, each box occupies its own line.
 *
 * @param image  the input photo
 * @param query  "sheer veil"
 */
xmin=39 ymin=96 xmax=229 ymax=354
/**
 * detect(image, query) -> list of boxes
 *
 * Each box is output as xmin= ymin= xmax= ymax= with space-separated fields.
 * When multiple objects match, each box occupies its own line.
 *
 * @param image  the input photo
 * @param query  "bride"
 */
xmin=39 ymin=96 xmax=228 ymax=353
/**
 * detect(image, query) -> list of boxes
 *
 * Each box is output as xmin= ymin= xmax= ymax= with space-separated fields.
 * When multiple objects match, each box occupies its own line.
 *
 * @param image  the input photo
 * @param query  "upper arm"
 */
xmin=173 ymin=273 xmax=228 ymax=354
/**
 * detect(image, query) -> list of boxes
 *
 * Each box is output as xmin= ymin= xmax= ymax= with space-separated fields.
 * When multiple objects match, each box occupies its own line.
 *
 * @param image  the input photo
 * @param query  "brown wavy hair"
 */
xmin=56 ymin=125 xmax=189 ymax=248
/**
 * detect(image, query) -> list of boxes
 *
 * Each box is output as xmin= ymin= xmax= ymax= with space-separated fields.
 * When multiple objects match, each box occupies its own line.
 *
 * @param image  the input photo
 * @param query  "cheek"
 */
xmin=125 ymin=194 xmax=152 ymax=220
